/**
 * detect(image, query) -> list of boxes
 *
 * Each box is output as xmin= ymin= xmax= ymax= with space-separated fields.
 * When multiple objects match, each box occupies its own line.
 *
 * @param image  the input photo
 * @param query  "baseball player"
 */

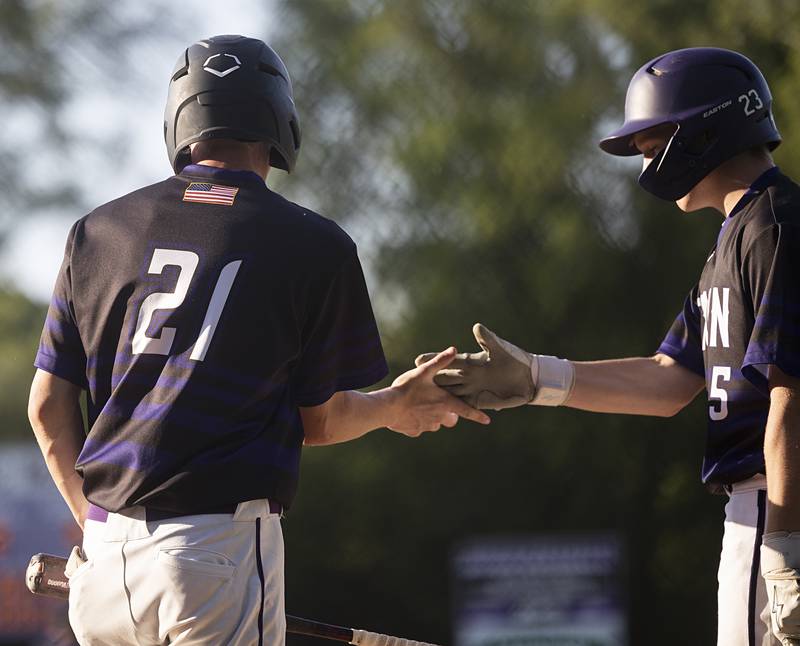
xmin=420 ymin=48 xmax=800 ymax=645
xmin=27 ymin=35 xmax=489 ymax=646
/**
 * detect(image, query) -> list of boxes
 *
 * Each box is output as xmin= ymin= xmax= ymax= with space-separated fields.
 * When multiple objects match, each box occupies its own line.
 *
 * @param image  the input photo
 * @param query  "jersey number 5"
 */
xmin=132 ymin=248 xmax=242 ymax=361
xmin=709 ymin=365 xmax=731 ymax=421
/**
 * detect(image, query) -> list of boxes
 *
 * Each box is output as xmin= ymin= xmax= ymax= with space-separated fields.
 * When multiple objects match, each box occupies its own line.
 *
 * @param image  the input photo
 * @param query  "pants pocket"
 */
xmin=157 ymin=548 xmax=236 ymax=578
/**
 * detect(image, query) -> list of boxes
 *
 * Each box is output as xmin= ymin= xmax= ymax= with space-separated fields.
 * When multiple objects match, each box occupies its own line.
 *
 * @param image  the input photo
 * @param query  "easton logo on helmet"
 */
xmin=703 ymin=100 xmax=732 ymax=119
xmin=203 ymin=53 xmax=242 ymax=77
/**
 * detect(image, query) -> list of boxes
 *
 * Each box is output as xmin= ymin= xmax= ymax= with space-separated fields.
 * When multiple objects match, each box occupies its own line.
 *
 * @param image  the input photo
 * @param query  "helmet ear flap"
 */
xmin=638 ymin=129 xmax=700 ymax=201
xmin=684 ymin=129 xmax=717 ymax=156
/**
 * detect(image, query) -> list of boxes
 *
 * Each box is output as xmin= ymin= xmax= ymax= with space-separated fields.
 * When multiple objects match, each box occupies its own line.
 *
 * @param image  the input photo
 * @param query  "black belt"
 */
xmin=87 ymin=501 xmax=282 ymax=523
xmin=144 ymin=504 xmax=239 ymax=522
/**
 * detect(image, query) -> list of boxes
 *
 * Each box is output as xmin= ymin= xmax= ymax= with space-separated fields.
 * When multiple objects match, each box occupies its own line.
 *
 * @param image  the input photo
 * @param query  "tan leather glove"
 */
xmin=415 ymin=323 xmax=574 ymax=411
xmin=763 ymin=532 xmax=800 ymax=645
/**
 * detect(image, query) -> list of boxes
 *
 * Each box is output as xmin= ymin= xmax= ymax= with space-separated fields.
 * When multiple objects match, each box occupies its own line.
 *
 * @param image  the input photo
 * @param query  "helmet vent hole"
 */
xmin=259 ymin=62 xmax=282 ymax=77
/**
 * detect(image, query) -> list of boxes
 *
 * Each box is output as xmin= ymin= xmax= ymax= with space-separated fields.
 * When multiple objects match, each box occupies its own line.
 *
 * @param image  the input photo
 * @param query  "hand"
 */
xmin=762 ymin=532 xmax=800 ymax=645
xmin=415 ymin=324 xmax=536 ymax=410
xmin=389 ymin=347 xmax=491 ymax=436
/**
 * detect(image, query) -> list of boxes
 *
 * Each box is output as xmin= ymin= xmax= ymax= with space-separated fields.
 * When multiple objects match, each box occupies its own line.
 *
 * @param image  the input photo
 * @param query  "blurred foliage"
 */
xmin=0 ymin=2 xmax=176 ymax=442
xmin=0 ymin=0 xmax=168 ymax=229
xmin=0 ymin=289 xmax=46 ymax=439
xmin=271 ymin=1 xmax=800 ymax=644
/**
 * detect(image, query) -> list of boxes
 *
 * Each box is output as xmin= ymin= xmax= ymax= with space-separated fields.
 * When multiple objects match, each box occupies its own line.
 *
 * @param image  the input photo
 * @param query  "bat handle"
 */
xmin=350 ymin=629 xmax=441 ymax=646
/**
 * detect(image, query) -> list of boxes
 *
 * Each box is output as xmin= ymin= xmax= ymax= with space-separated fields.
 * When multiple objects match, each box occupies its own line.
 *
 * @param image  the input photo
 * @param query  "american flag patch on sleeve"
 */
xmin=183 ymin=183 xmax=239 ymax=206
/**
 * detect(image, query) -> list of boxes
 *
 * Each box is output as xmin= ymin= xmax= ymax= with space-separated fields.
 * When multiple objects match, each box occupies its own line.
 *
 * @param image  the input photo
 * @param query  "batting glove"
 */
xmin=415 ymin=323 xmax=575 ymax=411
xmin=762 ymin=532 xmax=800 ymax=645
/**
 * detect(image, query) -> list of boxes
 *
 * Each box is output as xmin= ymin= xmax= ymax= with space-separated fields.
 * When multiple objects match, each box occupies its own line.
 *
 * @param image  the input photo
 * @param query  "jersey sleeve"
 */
xmin=291 ymin=247 xmax=388 ymax=407
xmin=656 ymin=285 xmax=705 ymax=376
xmin=34 ymin=222 xmax=88 ymax=388
xmin=741 ymin=223 xmax=800 ymax=392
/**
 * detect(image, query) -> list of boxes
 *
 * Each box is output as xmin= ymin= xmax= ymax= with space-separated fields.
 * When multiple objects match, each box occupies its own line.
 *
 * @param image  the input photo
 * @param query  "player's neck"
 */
xmin=194 ymin=158 xmax=270 ymax=181
xmin=716 ymin=154 xmax=775 ymax=217
xmin=682 ymin=154 xmax=774 ymax=217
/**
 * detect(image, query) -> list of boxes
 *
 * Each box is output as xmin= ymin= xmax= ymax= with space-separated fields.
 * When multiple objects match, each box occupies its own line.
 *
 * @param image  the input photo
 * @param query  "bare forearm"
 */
xmin=566 ymin=354 xmax=704 ymax=417
xmin=764 ymin=384 xmax=800 ymax=532
xmin=33 ymin=424 xmax=87 ymax=527
xmin=302 ymin=349 xmax=490 ymax=445
xmin=29 ymin=371 xmax=88 ymax=528
xmin=303 ymin=389 xmax=399 ymax=446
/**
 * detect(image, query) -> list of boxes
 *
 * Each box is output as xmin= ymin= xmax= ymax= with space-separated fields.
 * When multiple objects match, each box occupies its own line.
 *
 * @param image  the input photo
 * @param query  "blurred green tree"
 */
xmin=0 ymin=289 xmax=46 ymax=440
xmin=0 ymin=1 xmax=168 ymax=227
xmin=0 ymin=2 xmax=172 ymax=442
xmin=272 ymin=1 xmax=800 ymax=644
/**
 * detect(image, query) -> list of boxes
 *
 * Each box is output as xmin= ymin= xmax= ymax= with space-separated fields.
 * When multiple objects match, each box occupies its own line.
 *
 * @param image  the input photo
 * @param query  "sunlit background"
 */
xmin=3 ymin=1 xmax=800 ymax=644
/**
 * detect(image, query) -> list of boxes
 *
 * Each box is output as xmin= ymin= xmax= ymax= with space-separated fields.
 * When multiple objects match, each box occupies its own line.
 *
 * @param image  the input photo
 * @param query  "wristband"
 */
xmin=529 ymin=355 xmax=575 ymax=407
xmin=762 ymin=531 xmax=800 ymax=572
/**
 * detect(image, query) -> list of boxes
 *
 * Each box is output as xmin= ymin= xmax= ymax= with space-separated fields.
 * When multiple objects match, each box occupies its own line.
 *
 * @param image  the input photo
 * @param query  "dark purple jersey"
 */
xmin=35 ymin=164 xmax=388 ymax=513
xmin=658 ymin=167 xmax=800 ymax=487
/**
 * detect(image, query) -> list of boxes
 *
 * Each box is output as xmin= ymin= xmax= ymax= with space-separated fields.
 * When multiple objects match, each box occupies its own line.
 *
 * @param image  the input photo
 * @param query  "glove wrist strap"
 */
xmin=529 ymin=355 xmax=575 ymax=407
xmin=762 ymin=532 xmax=800 ymax=573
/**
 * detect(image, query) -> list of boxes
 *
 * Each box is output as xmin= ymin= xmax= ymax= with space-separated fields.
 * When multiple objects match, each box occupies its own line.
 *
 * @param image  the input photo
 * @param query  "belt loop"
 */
xmin=268 ymin=499 xmax=283 ymax=517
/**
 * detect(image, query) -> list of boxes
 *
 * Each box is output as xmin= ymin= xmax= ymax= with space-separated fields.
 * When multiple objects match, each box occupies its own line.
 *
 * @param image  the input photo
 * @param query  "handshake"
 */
xmin=414 ymin=323 xmax=575 ymax=411
xmin=389 ymin=323 xmax=575 ymax=436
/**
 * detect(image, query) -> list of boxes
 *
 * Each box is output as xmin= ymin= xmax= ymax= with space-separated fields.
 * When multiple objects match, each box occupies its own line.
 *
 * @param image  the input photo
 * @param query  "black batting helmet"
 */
xmin=164 ymin=35 xmax=301 ymax=174
xmin=600 ymin=47 xmax=780 ymax=201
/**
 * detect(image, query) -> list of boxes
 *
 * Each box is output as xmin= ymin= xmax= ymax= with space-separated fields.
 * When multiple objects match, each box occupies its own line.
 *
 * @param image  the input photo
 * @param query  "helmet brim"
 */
xmin=599 ymin=118 xmax=676 ymax=156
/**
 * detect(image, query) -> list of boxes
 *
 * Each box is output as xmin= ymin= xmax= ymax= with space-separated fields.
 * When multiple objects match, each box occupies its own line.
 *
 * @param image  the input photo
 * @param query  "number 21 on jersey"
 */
xmin=132 ymin=248 xmax=241 ymax=361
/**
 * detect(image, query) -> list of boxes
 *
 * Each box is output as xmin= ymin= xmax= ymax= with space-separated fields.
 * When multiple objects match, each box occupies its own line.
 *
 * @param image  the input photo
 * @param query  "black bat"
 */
xmin=26 ymin=553 xmax=440 ymax=645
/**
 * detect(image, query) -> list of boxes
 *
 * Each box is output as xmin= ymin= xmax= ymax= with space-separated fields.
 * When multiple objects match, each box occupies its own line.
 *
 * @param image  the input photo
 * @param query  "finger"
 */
xmin=444 ymin=392 xmax=491 ymax=425
xmin=419 ymin=347 xmax=457 ymax=375
xmin=432 ymin=369 xmax=464 ymax=387
xmin=441 ymin=412 xmax=458 ymax=428
xmin=414 ymin=352 xmax=437 ymax=367
xmin=427 ymin=423 xmax=441 ymax=433
xmin=465 ymin=350 xmax=490 ymax=366
xmin=438 ymin=352 xmax=482 ymax=370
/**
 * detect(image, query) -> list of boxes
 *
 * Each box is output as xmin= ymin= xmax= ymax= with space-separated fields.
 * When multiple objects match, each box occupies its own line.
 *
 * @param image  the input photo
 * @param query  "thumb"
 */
xmin=419 ymin=347 xmax=457 ymax=375
xmin=472 ymin=323 xmax=501 ymax=355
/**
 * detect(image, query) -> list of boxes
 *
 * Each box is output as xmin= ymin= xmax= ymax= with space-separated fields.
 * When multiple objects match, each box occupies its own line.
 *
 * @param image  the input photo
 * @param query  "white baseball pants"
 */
xmin=717 ymin=474 xmax=779 ymax=646
xmin=68 ymin=499 xmax=285 ymax=645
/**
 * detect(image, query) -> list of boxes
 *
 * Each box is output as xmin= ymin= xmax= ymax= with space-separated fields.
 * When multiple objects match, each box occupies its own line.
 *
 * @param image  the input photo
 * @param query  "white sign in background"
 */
xmin=452 ymin=535 xmax=626 ymax=646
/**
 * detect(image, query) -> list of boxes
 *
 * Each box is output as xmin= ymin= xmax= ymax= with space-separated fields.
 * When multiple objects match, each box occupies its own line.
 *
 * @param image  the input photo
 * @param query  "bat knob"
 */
xmin=25 ymin=553 xmax=46 ymax=595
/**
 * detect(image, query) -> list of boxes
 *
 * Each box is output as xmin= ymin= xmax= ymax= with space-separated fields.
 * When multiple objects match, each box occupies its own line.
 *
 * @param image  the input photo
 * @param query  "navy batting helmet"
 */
xmin=599 ymin=47 xmax=780 ymax=201
xmin=164 ymin=35 xmax=301 ymax=174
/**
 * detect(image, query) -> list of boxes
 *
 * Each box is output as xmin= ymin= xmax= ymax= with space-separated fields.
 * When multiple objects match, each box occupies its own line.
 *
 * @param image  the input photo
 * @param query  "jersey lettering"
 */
xmin=132 ymin=248 xmax=241 ymax=361
xmin=697 ymin=287 xmax=730 ymax=350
